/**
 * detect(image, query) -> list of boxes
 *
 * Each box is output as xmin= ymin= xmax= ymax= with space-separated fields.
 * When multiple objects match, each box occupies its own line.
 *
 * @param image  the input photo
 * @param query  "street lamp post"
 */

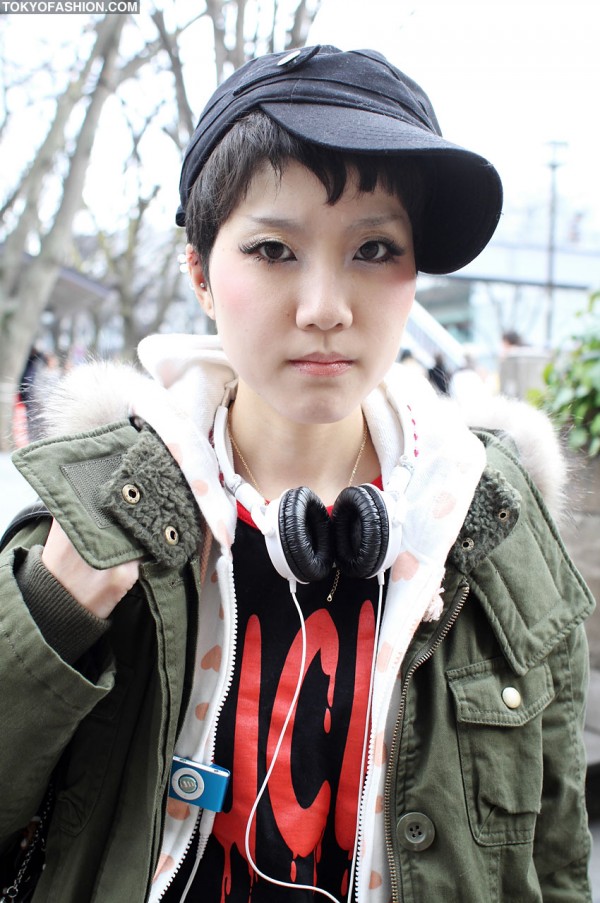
xmin=545 ymin=140 xmax=568 ymax=348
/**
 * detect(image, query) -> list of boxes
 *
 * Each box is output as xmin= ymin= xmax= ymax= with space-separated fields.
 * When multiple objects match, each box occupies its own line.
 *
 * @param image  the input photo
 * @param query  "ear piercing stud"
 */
xmin=178 ymin=251 xmax=207 ymax=290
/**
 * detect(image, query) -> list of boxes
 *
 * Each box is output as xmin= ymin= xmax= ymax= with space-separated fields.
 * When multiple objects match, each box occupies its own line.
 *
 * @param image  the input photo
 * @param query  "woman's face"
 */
xmin=188 ymin=159 xmax=416 ymax=426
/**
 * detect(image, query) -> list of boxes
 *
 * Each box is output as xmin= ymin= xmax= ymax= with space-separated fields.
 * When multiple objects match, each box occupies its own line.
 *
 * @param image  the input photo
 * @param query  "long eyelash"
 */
xmin=239 ymin=240 xmax=266 ymax=253
xmin=239 ymin=239 xmax=288 ymax=265
xmin=375 ymin=238 xmax=406 ymax=257
xmin=362 ymin=239 xmax=405 ymax=263
xmin=384 ymin=240 xmax=404 ymax=257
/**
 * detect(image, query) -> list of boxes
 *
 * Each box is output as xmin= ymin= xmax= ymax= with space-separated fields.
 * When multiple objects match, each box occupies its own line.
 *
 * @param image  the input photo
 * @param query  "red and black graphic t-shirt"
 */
xmin=166 ymin=508 xmax=384 ymax=902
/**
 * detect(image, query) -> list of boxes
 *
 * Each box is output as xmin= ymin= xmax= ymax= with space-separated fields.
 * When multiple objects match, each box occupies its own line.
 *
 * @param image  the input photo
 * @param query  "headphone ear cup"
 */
xmin=331 ymin=484 xmax=390 ymax=580
xmin=278 ymin=487 xmax=333 ymax=583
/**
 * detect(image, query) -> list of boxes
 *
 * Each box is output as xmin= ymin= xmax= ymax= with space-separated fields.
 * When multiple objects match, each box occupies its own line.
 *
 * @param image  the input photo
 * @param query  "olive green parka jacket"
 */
xmin=0 ymin=408 xmax=594 ymax=902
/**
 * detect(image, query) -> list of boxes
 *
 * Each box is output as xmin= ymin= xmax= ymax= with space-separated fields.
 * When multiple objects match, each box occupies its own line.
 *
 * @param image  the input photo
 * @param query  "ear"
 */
xmin=185 ymin=244 xmax=215 ymax=320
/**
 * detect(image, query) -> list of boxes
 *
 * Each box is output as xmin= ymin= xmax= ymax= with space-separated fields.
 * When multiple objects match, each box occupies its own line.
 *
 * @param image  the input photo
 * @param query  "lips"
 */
xmin=289 ymin=353 xmax=354 ymax=376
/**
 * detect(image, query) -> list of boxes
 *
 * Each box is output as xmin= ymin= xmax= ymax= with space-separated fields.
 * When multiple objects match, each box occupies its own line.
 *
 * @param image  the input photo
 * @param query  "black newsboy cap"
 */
xmin=177 ymin=44 xmax=503 ymax=275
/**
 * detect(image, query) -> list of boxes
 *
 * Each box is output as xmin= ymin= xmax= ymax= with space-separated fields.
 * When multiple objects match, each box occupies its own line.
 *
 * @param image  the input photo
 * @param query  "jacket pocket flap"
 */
xmin=447 ymin=658 xmax=554 ymax=727
xmin=12 ymin=422 xmax=146 ymax=569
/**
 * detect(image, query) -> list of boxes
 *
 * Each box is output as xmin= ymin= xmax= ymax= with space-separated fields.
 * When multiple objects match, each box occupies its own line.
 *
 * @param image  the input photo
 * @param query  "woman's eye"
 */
xmin=355 ymin=240 xmax=400 ymax=262
xmin=243 ymin=240 xmax=295 ymax=262
xmin=262 ymin=241 xmax=291 ymax=261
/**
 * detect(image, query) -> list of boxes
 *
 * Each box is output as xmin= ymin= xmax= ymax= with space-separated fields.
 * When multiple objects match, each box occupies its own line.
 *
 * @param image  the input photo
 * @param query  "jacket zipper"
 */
xmin=155 ymin=557 xmax=239 ymax=902
xmin=383 ymin=580 xmax=470 ymax=903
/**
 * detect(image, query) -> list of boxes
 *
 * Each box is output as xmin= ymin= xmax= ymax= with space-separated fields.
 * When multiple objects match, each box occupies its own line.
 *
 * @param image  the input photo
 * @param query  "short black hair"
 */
xmin=185 ymin=110 xmax=427 ymax=276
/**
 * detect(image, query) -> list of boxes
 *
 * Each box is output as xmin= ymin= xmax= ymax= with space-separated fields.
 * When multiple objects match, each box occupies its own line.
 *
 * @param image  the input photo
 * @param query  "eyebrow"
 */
xmin=351 ymin=213 xmax=410 ymax=228
xmin=243 ymin=213 xmax=409 ymax=230
xmin=244 ymin=215 xmax=302 ymax=231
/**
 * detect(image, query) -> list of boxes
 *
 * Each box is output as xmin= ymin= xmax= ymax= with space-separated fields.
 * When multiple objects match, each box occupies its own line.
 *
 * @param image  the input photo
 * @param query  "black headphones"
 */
xmin=266 ymin=482 xmax=399 ymax=583
xmin=214 ymin=403 xmax=409 ymax=587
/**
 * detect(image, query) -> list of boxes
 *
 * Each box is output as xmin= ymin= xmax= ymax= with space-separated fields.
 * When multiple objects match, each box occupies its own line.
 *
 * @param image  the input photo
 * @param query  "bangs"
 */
xmin=186 ymin=111 xmax=426 ymax=273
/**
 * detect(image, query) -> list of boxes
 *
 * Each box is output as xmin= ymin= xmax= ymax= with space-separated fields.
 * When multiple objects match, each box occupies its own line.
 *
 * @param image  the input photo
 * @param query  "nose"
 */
xmin=295 ymin=268 xmax=353 ymax=331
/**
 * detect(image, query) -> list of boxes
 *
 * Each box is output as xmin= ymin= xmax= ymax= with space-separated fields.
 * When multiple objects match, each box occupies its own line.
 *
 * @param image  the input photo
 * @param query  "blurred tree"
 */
xmin=0 ymin=0 xmax=321 ymax=450
xmin=0 ymin=16 xmax=125 ymax=448
xmin=206 ymin=0 xmax=321 ymax=80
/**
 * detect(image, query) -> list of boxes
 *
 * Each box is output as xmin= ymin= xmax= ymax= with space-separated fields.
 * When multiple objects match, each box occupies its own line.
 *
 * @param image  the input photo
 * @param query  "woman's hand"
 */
xmin=42 ymin=519 xmax=140 ymax=619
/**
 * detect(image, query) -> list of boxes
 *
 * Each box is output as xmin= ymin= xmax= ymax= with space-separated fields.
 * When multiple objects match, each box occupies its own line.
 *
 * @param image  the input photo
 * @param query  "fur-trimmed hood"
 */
xmin=451 ymin=392 xmax=568 ymax=525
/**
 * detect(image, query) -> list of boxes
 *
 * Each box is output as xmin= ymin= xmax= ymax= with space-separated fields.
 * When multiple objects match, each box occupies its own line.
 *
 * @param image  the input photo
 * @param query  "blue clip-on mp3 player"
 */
xmin=169 ymin=756 xmax=231 ymax=812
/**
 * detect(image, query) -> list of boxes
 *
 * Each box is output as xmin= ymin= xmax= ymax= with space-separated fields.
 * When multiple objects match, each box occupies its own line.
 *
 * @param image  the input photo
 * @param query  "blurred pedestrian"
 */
xmin=427 ymin=352 xmax=452 ymax=394
xmin=19 ymin=346 xmax=49 ymax=442
xmin=397 ymin=347 xmax=427 ymax=379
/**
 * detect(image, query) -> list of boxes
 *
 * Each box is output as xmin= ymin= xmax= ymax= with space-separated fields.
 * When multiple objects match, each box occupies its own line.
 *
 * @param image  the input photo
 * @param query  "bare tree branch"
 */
xmin=205 ymin=0 xmax=229 ymax=83
xmin=268 ymin=0 xmax=278 ymax=53
xmin=151 ymin=9 xmax=196 ymax=143
xmin=232 ymin=0 xmax=248 ymax=69
xmin=114 ymin=14 xmax=210 ymax=88
xmin=0 ymin=15 xmax=119 ymax=297
xmin=288 ymin=0 xmax=322 ymax=48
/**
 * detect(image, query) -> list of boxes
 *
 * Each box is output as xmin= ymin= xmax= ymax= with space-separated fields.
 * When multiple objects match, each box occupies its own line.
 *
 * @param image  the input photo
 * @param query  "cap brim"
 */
xmin=261 ymin=101 xmax=503 ymax=274
xmin=262 ymin=101 xmax=453 ymax=154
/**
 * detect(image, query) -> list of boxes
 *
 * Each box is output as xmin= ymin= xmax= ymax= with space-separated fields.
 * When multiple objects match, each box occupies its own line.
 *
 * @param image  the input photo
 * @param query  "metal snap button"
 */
xmin=461 ymin=537 xmax=475 ymax=551
xmin=275 ymin=45 xmax=320 ymax=69
xmin=277 ymin=49 xmax=302 ymax=66
xmin=397 ymin=812 xmax=435 ymax=852
xmin=502 ymin=686 xmax=522 ymax=709
xmin=164 ymin=525 xmax=179 ymax=546
xmin=122 ymin=483 xmax=141 ymax=505
xmin=498 ymin=508 xmax=510 ymax=521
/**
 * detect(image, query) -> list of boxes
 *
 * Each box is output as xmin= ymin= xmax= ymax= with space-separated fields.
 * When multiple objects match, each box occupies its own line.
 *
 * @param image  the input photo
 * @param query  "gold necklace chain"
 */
xmin=228 ymin=418 xmax=368 ymax=498
xmin=227 ymin=427 xmax=262 ymax=495
xmin=347 ymin=421 xmax=368 ymax=488
xmin=228 ymin=416 xmax=369 ymax=603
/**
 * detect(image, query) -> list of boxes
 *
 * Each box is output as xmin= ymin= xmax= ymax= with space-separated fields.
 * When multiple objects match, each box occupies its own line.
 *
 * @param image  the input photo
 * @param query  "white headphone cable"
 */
xmin=346 ymin=573 xmax=384 ymax=903
xmin=243 ymin=581 xmax=345 ymax=902
xmin=244 ymin=575 xmax=385 ymax=902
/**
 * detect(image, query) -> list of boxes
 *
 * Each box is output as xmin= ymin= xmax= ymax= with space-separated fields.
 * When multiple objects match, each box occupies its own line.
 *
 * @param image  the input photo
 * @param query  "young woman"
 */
xmin=0 ymin=46 xmax=593 ymax=903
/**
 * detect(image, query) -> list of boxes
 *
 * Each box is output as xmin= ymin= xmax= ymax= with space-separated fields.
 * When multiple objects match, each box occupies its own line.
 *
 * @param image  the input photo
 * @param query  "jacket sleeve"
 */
xmin=534 ymin=623 xmax=592 ymax=900
xmin=0 ymin=522 xmax=115 ymax=839
xmin=15 ymin=544 xmax=111 ymax=664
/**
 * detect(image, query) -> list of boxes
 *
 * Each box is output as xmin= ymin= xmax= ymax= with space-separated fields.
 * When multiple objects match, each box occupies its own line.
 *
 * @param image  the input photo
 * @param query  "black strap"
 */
xmin=1 ymin=500 xmax=51 ymax=551
xmin=0 ymin=783 xmax=54 ymax=903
